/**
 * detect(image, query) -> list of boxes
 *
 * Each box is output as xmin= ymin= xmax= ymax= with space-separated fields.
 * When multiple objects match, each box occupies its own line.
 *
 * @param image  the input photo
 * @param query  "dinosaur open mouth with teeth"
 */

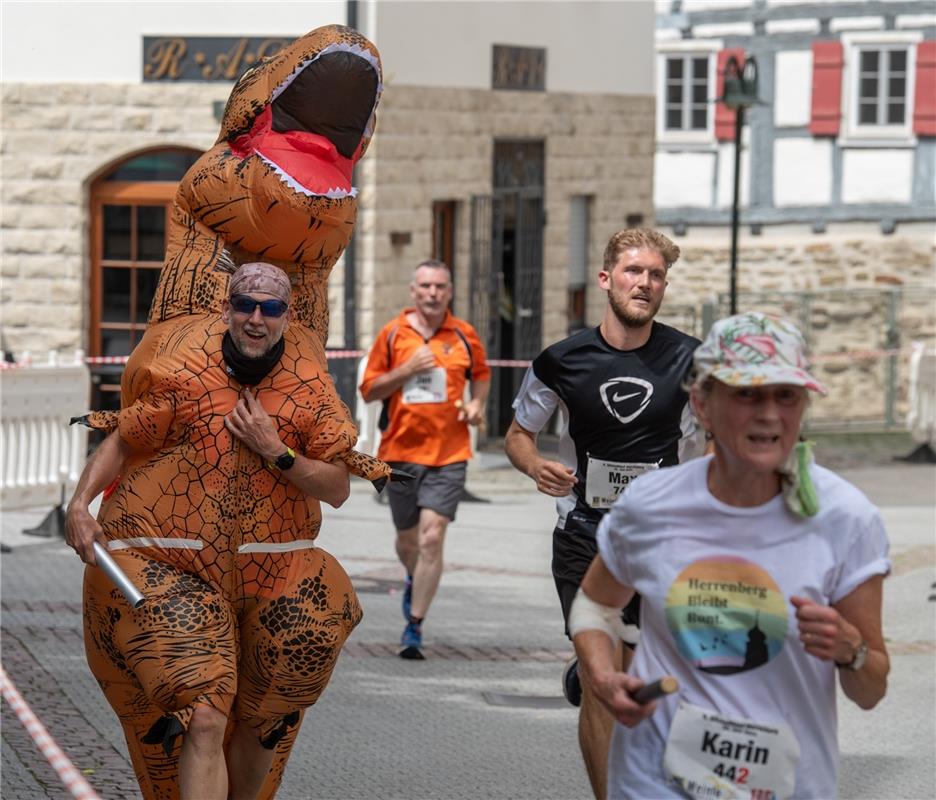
xmin=230 ymin=44 xmax=381 ymax=198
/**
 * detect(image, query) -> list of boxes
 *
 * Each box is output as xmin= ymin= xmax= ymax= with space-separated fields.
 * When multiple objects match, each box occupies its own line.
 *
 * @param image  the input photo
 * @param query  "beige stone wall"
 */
xmin=352 ymin=85 xmax=656 ymax=350
xmin=1 ymin=82 xmax=228 ymax=356
xmin=652 ymin=225 xmax=936 ymax=427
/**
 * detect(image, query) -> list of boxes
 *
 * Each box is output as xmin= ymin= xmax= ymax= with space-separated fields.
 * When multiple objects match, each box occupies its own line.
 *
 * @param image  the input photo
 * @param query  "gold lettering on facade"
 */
xmin=143 ymin=37 xmax=289 ymax=81
xmin=256 ymin=38 xmax=289 ymax=62
xmin=144 ymin=38 xmax=187 ymax=80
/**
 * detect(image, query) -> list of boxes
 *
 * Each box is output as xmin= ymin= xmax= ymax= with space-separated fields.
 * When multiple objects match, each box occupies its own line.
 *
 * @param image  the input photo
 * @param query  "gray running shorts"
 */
xmin=386 ymin=461 xmax=467 ymax=529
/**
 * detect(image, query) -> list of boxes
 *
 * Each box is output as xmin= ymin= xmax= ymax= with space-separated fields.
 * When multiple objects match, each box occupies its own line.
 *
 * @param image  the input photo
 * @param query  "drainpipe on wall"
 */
xmin=344 ymin=0 xmax=359 ymax=352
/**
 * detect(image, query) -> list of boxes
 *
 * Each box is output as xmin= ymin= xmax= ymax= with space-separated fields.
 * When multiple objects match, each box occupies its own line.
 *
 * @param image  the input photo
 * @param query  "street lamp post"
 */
xmin=721 ymin=55 xmax=760 ymax=315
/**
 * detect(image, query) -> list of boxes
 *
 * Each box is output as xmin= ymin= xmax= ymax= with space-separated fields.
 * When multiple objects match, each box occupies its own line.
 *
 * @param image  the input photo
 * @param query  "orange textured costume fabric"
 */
xmin=85 ymin=317 xmax=364 ymax=796
xmin=77 ymin=24 xmax=388 ymax=800
xmin=360 ymin=309 xmax=491 ymax=466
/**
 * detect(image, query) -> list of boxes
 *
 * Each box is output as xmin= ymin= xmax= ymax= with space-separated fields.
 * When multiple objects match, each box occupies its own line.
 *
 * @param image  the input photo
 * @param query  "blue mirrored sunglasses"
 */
xmin=229 ymin=294 xmax=289 ymax=318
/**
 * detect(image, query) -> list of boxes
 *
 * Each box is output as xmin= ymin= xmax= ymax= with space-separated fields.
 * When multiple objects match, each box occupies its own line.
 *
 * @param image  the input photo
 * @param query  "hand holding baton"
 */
xmin=92 ymin=542 xmax=145 ymax=609
xmin=632 ymin=676 xmax=679 ymax=705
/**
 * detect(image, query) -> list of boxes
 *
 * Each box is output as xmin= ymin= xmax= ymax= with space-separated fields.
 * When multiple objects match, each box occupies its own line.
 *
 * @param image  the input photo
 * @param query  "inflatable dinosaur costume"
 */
xmin=75 ymin=25 xmax=386 ymax=798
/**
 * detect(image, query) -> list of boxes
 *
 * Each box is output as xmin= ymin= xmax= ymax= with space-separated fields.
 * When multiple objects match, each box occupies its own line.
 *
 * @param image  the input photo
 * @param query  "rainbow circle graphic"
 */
xmin=665 ymin=557 xmax=788 ymax=675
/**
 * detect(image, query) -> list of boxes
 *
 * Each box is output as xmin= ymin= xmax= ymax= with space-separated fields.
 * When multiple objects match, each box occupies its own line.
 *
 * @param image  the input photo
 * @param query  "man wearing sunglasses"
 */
xmin=66 ymin=260 xmax=363 ymax=799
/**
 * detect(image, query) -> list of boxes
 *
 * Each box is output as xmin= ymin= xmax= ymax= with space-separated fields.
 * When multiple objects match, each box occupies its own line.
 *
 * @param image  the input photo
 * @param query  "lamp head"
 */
xmin=721 ymin=54 xmax=761 ymax=109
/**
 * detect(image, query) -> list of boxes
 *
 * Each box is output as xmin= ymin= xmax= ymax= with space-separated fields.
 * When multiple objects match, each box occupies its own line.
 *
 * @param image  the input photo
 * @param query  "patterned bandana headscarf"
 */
xmin=228 ymin=262 xmax=292 ymax=303
xmin=693 ymin=312 xmax=827 ymax=395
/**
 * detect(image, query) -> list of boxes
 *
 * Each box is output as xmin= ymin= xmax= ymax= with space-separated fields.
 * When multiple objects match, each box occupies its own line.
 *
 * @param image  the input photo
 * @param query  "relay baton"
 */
xmin=92 ymin=542 xmax=145 ymax=609
xmin=632 ymin=676 xmax=679 ymax=705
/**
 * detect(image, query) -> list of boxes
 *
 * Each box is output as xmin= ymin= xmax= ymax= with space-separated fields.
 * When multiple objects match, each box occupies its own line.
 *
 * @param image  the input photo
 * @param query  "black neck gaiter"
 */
xmin=222 ymin=332 xmax=284 ymax=386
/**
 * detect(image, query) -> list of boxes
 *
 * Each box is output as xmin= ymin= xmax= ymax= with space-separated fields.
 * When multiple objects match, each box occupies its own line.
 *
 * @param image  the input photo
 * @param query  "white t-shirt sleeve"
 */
xmin=829 ymin=508 xmax=891 ymax=603
xmin=512 ymin=367 xmax=559 ymax=434
xmin=677 ymin=401 xmax=704 ymax=463
xmin=596 ymin=490 xmax=636 ymax=589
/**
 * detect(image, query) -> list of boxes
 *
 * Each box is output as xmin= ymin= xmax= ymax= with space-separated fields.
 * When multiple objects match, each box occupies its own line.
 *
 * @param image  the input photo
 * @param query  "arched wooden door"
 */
xmin=88 ymin=148 xmax=201 ymax=410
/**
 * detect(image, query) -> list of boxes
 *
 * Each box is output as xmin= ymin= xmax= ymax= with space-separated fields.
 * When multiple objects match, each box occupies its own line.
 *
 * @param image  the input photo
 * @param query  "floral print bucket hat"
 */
xmin=693 ymin=311 xmax=828 ymax=395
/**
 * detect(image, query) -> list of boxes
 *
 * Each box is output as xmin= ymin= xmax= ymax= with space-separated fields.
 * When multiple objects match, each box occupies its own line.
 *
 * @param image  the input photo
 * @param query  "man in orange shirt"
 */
xmin=360 ymin=260 xmax=490 ymax=658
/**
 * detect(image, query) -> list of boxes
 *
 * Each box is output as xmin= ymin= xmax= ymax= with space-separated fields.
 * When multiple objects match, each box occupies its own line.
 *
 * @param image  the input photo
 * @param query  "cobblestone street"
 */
xmin=2 ymin=457 xmax=934 ymax=799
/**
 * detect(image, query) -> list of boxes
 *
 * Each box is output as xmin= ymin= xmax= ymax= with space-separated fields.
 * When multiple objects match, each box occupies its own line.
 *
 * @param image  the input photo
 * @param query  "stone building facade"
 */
xmin=2 ymin=81 xmax=227 ymax=356
xmin=652 ymin=0 xmax=936 ymax=428
xmin=1 ymin=0 xmax=658 ymax=430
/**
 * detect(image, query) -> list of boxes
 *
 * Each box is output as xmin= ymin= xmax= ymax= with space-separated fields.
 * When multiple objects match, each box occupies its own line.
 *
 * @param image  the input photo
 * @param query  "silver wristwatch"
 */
xmin=836 ymin=639 xmax=868 ymax=671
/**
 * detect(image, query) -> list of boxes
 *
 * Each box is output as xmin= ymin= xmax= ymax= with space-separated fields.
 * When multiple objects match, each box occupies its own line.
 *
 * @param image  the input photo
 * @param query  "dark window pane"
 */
xmin=667 ymin=58 xmax=683 ymax=80
xmin=136 ymin=268 xmax=161 ymax=322
xmin=92 ymin=383 xmax=123 ymax=414
xmin=666 ymin=109 xmax=682 ymax=129
xmin=137 ymin=206 xmax=166 ymax=261
xmin=887 ymin=102 xmax=905 ymax=124
xmin=691 ymin=108 xmax=707 ymax=129
xmin=692 ymin=83 xmax=707 ymax=103
xmin=692 ymin=57 xmax=707 ymax=79
xmin=105 ymin=150 xmax=201 ymax=182
xmin=102 ymin=268 xmax=131 ymax=322
xmin=860 ymin=50 xmax=879 ymax=72
xmin=667 ymin=84 xmax=682 ymax=104
xmin=103 ymin=205 xmax=131 ymax=260
xmin=889 ymin=49 xmax=906 ymax=72
xmin=859 ymin=101 xmax=878 ymax=125
xmin=860 ymin=77 xmax=878 ymax=100
xmin=888 ymin=76 xmax=906 ymax=101
xmin=101 ymin=328 xmax=131 ymax=357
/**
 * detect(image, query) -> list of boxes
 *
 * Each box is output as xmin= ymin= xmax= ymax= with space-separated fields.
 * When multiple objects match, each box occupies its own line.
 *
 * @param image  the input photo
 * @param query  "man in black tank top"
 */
xmin=505 ymin=228 xmax=702 ymax=799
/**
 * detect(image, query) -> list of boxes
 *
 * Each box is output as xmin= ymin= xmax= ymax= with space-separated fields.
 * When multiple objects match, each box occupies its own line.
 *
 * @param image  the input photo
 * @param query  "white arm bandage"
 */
xmin=568 ymin=587 xmax=629 ymax=641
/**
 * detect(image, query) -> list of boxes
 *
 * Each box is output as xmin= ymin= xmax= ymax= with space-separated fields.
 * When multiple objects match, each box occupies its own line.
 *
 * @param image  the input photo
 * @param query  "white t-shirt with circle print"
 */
xmin=596 ymin=455 xmax=890 ymax=800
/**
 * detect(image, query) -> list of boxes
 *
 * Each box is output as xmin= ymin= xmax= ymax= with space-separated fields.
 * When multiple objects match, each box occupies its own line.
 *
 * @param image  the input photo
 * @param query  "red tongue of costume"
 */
xmin=230 ymin=106 xmax=354 ymax=196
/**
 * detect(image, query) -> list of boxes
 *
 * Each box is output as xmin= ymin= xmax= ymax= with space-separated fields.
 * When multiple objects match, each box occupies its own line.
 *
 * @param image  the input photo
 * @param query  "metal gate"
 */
xmin=469 ymin=140 xmax=545 ymax=436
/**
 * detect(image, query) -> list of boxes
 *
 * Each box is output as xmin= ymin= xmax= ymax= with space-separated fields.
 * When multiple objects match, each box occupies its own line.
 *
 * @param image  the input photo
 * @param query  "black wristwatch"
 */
xmin=266 ymin=447 xmax=296 ymax=471
xmin=835 ymin=639 xmax=868 ymax=671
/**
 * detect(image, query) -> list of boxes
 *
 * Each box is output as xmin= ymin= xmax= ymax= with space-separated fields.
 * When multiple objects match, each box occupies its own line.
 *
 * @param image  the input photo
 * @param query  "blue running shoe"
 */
xmin=402 ymin=575 xmax=413 ymax=621
xmin=399 ymin=619 xmax=425 ymax=660
xmin=562 ymin=656 xmax=582 ymax=707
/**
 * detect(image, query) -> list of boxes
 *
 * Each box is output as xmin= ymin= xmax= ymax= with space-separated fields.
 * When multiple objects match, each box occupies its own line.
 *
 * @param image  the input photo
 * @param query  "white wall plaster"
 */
xmin=829 ymin=16 xmax=885 ymax=32
xmin=841 ymin=149 xmax=914 ymax=204
xmin=1 ymin=1 xmax=343 ymax=82
xmin=765 ymin=19 xmax=821 ymax=34
xmin=654 ymin=151 xmax=716 ymax=208
xmin=773 ymin=139 xmax=833 ymax=206
xmin=774 ymin=50 xmax=813 ymax=128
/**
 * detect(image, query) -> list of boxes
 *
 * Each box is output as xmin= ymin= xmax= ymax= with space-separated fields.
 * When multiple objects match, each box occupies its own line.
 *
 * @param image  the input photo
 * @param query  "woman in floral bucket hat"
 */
xmin=569 ymin=312 xmax=890 ymax=799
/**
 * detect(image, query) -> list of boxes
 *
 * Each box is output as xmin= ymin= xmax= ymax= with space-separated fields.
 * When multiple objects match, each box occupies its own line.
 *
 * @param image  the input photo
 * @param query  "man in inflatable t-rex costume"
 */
xmin=65 ymin=25 xmax=387 ymax=800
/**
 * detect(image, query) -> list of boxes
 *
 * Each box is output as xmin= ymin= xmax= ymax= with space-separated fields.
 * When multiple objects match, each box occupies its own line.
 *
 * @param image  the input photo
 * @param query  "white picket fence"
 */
xmin=0 ymin=354 xmax=90 ymax=511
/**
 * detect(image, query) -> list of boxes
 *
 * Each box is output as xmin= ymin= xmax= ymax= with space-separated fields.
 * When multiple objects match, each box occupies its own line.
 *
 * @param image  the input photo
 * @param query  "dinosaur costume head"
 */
xmin=148 ymin=24 xmax=383 ymax=336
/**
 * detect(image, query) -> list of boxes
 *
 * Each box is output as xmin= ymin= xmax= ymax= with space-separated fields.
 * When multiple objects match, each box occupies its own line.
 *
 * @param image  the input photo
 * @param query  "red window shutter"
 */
xmin=715 ymin=48 xmax=746 ymax=141
xmin=913 ymin=40 xmax=936 ymax=136
xmin=810 ymin=41 xmax=843 ymax=136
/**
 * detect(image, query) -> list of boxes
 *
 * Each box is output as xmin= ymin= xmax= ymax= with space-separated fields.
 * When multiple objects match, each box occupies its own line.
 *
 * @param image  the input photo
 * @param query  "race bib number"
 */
xmin=585 ymin=457 xmax=658 ymax=509
xmin=663 ymin=702 xmax=800 ymax=800
xmin=402 ymin=368 xmax=447 ymax=404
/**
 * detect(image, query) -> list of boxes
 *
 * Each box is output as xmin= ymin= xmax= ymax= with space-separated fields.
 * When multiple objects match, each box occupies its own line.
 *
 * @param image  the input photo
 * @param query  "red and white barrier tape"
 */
xmin=0 ymin=346 xmax=931 ymax=371
xmin=0 ymin=664 xmax=101 ymax=800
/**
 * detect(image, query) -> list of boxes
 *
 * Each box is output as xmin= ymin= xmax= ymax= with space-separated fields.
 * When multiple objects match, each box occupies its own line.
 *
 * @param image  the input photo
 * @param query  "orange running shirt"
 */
xmin=360 ymin=309 xmax=490 ymax=466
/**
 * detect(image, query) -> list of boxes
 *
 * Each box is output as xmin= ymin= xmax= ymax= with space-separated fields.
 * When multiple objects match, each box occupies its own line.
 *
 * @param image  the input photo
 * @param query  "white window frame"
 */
xmin=840 ymin=30 xmax=921 ymax=146
xmin=656 ymin=40 xmax=722 ymax=147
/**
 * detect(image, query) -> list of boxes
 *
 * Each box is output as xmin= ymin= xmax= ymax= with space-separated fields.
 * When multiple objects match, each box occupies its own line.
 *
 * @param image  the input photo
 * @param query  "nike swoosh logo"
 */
xmin=611 ymin=391 xmax=642 ymax=402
